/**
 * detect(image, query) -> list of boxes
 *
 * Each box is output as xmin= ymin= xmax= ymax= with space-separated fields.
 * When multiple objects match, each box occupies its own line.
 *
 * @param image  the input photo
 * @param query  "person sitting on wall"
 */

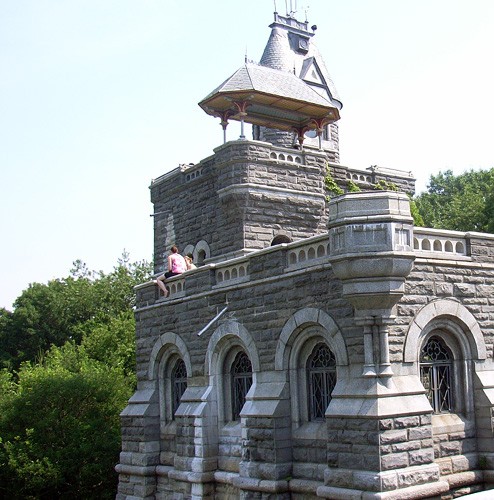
xmin=155 ymin=246 xmax=187 ymax=297
xmin=185 ymin=254 xmax=197 ymax=270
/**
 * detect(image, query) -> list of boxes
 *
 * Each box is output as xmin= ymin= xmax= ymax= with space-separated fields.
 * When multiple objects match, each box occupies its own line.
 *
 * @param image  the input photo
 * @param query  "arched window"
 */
xmin=271 ymin=235 xmax=291 ymax=246
xmin=307 ymin=343 xmax=337 ymax=421
xmin=420 ymin=336 xmax=453 ymax=414
xmin=171 ymin=359 xmax=188 ymax=418
xmin=231 ymin=351 xmax=252 ymax=421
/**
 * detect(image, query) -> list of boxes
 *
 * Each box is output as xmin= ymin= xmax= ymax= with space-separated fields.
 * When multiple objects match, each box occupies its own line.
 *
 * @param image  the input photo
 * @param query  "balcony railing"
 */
xmin=144 ymin=227 xmax=481 ymax=305
xmin=413 ymin=228 xmax=469 ymax=260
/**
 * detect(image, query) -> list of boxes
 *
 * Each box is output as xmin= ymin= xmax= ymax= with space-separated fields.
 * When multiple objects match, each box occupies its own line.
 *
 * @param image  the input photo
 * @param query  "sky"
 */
xmin=1 ymin=0 xmax=493 ymax=310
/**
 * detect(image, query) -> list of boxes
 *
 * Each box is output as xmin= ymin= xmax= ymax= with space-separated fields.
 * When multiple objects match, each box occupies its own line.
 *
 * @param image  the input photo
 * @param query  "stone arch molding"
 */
xmin=194 ymin=240 xmax=210 ymax=262
xmin=206 ymin=319 xmax=260 ymax=376
xmin=404 ymin=299 xmax=487 ymax=363
xmin=183 ymin=244 xmax=194 ymax=257
xmin=275 ymin=307 xmax=349 ymax=371
xmin=148 ymin=332 xmax=192 ymax=381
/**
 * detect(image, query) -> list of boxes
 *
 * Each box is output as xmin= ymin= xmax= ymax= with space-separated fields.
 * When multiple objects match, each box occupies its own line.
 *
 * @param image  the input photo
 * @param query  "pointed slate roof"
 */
xmin=259 ymin=14 xmax=342 ymax=109
xmin=198 ymin=12 xmax=342 ymax=133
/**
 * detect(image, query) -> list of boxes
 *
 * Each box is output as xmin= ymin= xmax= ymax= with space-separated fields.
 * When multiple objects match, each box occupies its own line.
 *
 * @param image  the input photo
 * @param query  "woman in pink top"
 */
xmin=155 ymin=246 xmax=187 ymax=297
xmin=165 ymin=246 xmax=187 ymax=277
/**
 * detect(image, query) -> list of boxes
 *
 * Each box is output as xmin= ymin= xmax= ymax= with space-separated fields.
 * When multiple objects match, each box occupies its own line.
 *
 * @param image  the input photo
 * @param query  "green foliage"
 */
xmin=373 ymin=179 xmax=398 ymax=191
xmin=347 ymin=180 xmax=361 ymax=192
xmin=408 ymin=196 xmax=424 ymax=227
xmin=324 ymin=168 xmax=343 ymax=199
xmin=0 ymin=251 xmax=152 ymax=499
xmin=0 ymin=359 xmax=132 ymax=500
xmin=0 ymin=251 xmax=152 ymax=370
xmin=415 ymin=168 xmax=494 ymax=232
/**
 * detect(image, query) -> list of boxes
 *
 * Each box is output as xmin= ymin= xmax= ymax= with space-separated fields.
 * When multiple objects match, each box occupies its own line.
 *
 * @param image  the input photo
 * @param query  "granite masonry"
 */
xmin=116 ymin=11 xmax=494 ymax=500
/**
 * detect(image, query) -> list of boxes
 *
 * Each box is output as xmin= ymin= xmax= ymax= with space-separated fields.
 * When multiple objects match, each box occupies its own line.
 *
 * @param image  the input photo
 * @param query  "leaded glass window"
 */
xmin=307 ymin=344 xmax=337 ymax=421
xmin=231 ymin=352 xmax=252 ymax=421
xmin=171 ymin=359 xmax=187 ymax=418
xmin=420 ymin=336 xmax=452 ymax=413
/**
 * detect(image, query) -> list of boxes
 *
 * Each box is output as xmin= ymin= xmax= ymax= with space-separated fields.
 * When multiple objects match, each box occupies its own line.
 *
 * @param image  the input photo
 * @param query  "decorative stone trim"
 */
xmin=114 ymin=464 xmax=156 ymax=476
xmin=404 ymin=299 xmax=487 ymax=363
xmin=184 ymin=167 xmax=203 ymax=183
xmin=275 ymin=307 xmax=348 ymax=370
xmin=414 ymin=228 xmax=468 ymax=259
xmin=215 ymin=262 xmax=249 ymax=288
xmin=194 ymin=239 xmax=211 ymax=263
xmin=232 ymin=476 xmax=289 ymax=493
xmin=166 ymin=277 xmax=185 ymax=298
xmin=217 ymin=183 xmax=326 ymax=203
xmin=286 ymin=235 xmax=330 ymax=270
xmin=317 ymin=479 xmax=449 ymax=499
xmin=269 ymin=150 xmax=303 ymax=164
xmin=147 ymin=332 xmax=192 ymax=381
xmin=346 ymin=171 xmax=372 ymax=183
xmin=206 ymin=320 xmax=260 ymax=376
xmin=213 ymin=470 xmax=238 ymax=484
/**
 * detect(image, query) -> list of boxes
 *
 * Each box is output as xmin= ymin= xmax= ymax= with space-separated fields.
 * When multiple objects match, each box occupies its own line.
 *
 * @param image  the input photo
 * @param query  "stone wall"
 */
xmin=150 ymin=140 xmax=414 ymax=274
xmin=118 ymin=183 xmax=494 ymax=500
xmin=117 ymin=221 xmax=494 ymax=499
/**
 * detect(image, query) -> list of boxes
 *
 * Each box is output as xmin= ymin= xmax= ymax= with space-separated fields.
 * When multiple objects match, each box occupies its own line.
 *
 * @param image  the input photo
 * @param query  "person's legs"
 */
xmin=155 ymin=276 xmax=169 ymax=297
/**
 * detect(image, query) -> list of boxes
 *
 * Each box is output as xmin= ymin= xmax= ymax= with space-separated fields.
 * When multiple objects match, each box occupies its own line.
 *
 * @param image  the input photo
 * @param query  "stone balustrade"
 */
xmin=268 ymin=150 xmax=303 ymax=164
xmin=214 ymin=260 xmax=250 ymax=288
xmin=286 ymin=234 xmax=330 ymax=270
xmin=413 ymin=228 xmax=468 ymax=259
xmin=138 ymin=227 xmax=494 ymax=308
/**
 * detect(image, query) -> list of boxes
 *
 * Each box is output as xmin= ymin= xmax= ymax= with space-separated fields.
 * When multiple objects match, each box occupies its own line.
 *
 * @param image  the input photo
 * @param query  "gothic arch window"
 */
xmin=158 ymin=353 xmax=188 ymax=424
xmin=281 ymin=321 xmax=341 ymax=427
xmin=420 ymin=336 xmax=453 ymax=414
xmin=231 ymin=351 xmax=252 ymax=421
xmin=171 ymin=359 xmax=188 ymax=418
xmin=307 ymin=343 xmax=337 ymax=421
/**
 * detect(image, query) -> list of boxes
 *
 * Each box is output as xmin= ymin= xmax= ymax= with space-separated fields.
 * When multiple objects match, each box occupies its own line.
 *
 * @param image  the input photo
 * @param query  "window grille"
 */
xmin=171 ymin=359 xmax=187 ymax=418
xmin=307 ymin=344 xmax=337 ymax=421
xmin=231 ymin=352 xmax=252 ymax=421
xmin=420 ymin=336 xmax=452 ymax=413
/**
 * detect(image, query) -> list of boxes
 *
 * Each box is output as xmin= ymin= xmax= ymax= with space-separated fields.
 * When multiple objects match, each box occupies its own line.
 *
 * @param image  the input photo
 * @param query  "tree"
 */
xmin=0 ymin=251 xmax=150 ymax=499
xmin=415 ymin=168 xmax=494 ymax=232
xmin=0 ymin=252 xmax=152 ymax=370
xmin=0 ymin=359 xmax=132 ymax=500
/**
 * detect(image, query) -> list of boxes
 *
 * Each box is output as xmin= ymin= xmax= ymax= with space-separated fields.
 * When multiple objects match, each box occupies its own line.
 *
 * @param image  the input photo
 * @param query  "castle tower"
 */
xmin=255 ymin=13 xmax=342 ymax=161
xmin=116 ymin=9 xmax=494 ymax=500
xmin=151 ymin=12 xmax=348 ymax=271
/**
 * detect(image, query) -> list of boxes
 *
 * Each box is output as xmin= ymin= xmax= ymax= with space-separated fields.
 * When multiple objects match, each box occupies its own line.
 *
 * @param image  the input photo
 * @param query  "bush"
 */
xmin=0 ymin=361 xmax=132 ymax=500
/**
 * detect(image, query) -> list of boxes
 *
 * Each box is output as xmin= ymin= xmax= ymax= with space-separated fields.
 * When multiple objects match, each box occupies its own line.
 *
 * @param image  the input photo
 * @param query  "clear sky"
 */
xmin=1 ymin=0 xmax=493 ymax=310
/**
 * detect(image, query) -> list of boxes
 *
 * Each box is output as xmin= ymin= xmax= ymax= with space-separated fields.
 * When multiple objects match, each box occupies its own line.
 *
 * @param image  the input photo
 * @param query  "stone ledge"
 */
xmin=446 ymin=470 xmax=484 ymax=489
xmin=168 ymin=469 xmax=215 ymax=483
xmin=214 ymin=470 xmax=238 ymax=484
xmin=155 ymin=465 xmax=173 ymax=477
xmin=114 ymin=464 xmax=156 ymax=476
xmin=317 ymin=479 xmax=449 ymax=499
xmin=289 ymin=478 xmax=322 ymax=494
xmin=232 ymin=476 xmax=289 ymax=493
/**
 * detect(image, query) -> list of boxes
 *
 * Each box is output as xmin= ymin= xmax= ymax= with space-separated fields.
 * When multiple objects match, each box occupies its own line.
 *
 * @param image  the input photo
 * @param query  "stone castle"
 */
xmin=116 ymin=11 xmax=494 ymax=500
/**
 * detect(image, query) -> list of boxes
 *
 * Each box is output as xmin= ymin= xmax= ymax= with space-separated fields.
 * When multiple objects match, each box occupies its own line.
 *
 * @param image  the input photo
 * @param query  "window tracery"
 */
xmin=307 ymin=343 xmax=337 ymax=421
xmin=231 ymin=351 xmax=252 ymax=421
xmin=171 ymin=359 xmax=188 ymax=418
xmin=420 ymin=336 xmax=453 ymax=413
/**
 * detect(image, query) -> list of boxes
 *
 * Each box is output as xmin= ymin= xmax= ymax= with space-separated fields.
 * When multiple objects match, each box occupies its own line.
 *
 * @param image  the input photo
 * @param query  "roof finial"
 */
xmin=245 ymin=46 xmax=248 ymax=63
xmin=274 ymin=0 xmax=277 ymax=13
xmin=287 ymin=0 xmax=297 ymax=17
